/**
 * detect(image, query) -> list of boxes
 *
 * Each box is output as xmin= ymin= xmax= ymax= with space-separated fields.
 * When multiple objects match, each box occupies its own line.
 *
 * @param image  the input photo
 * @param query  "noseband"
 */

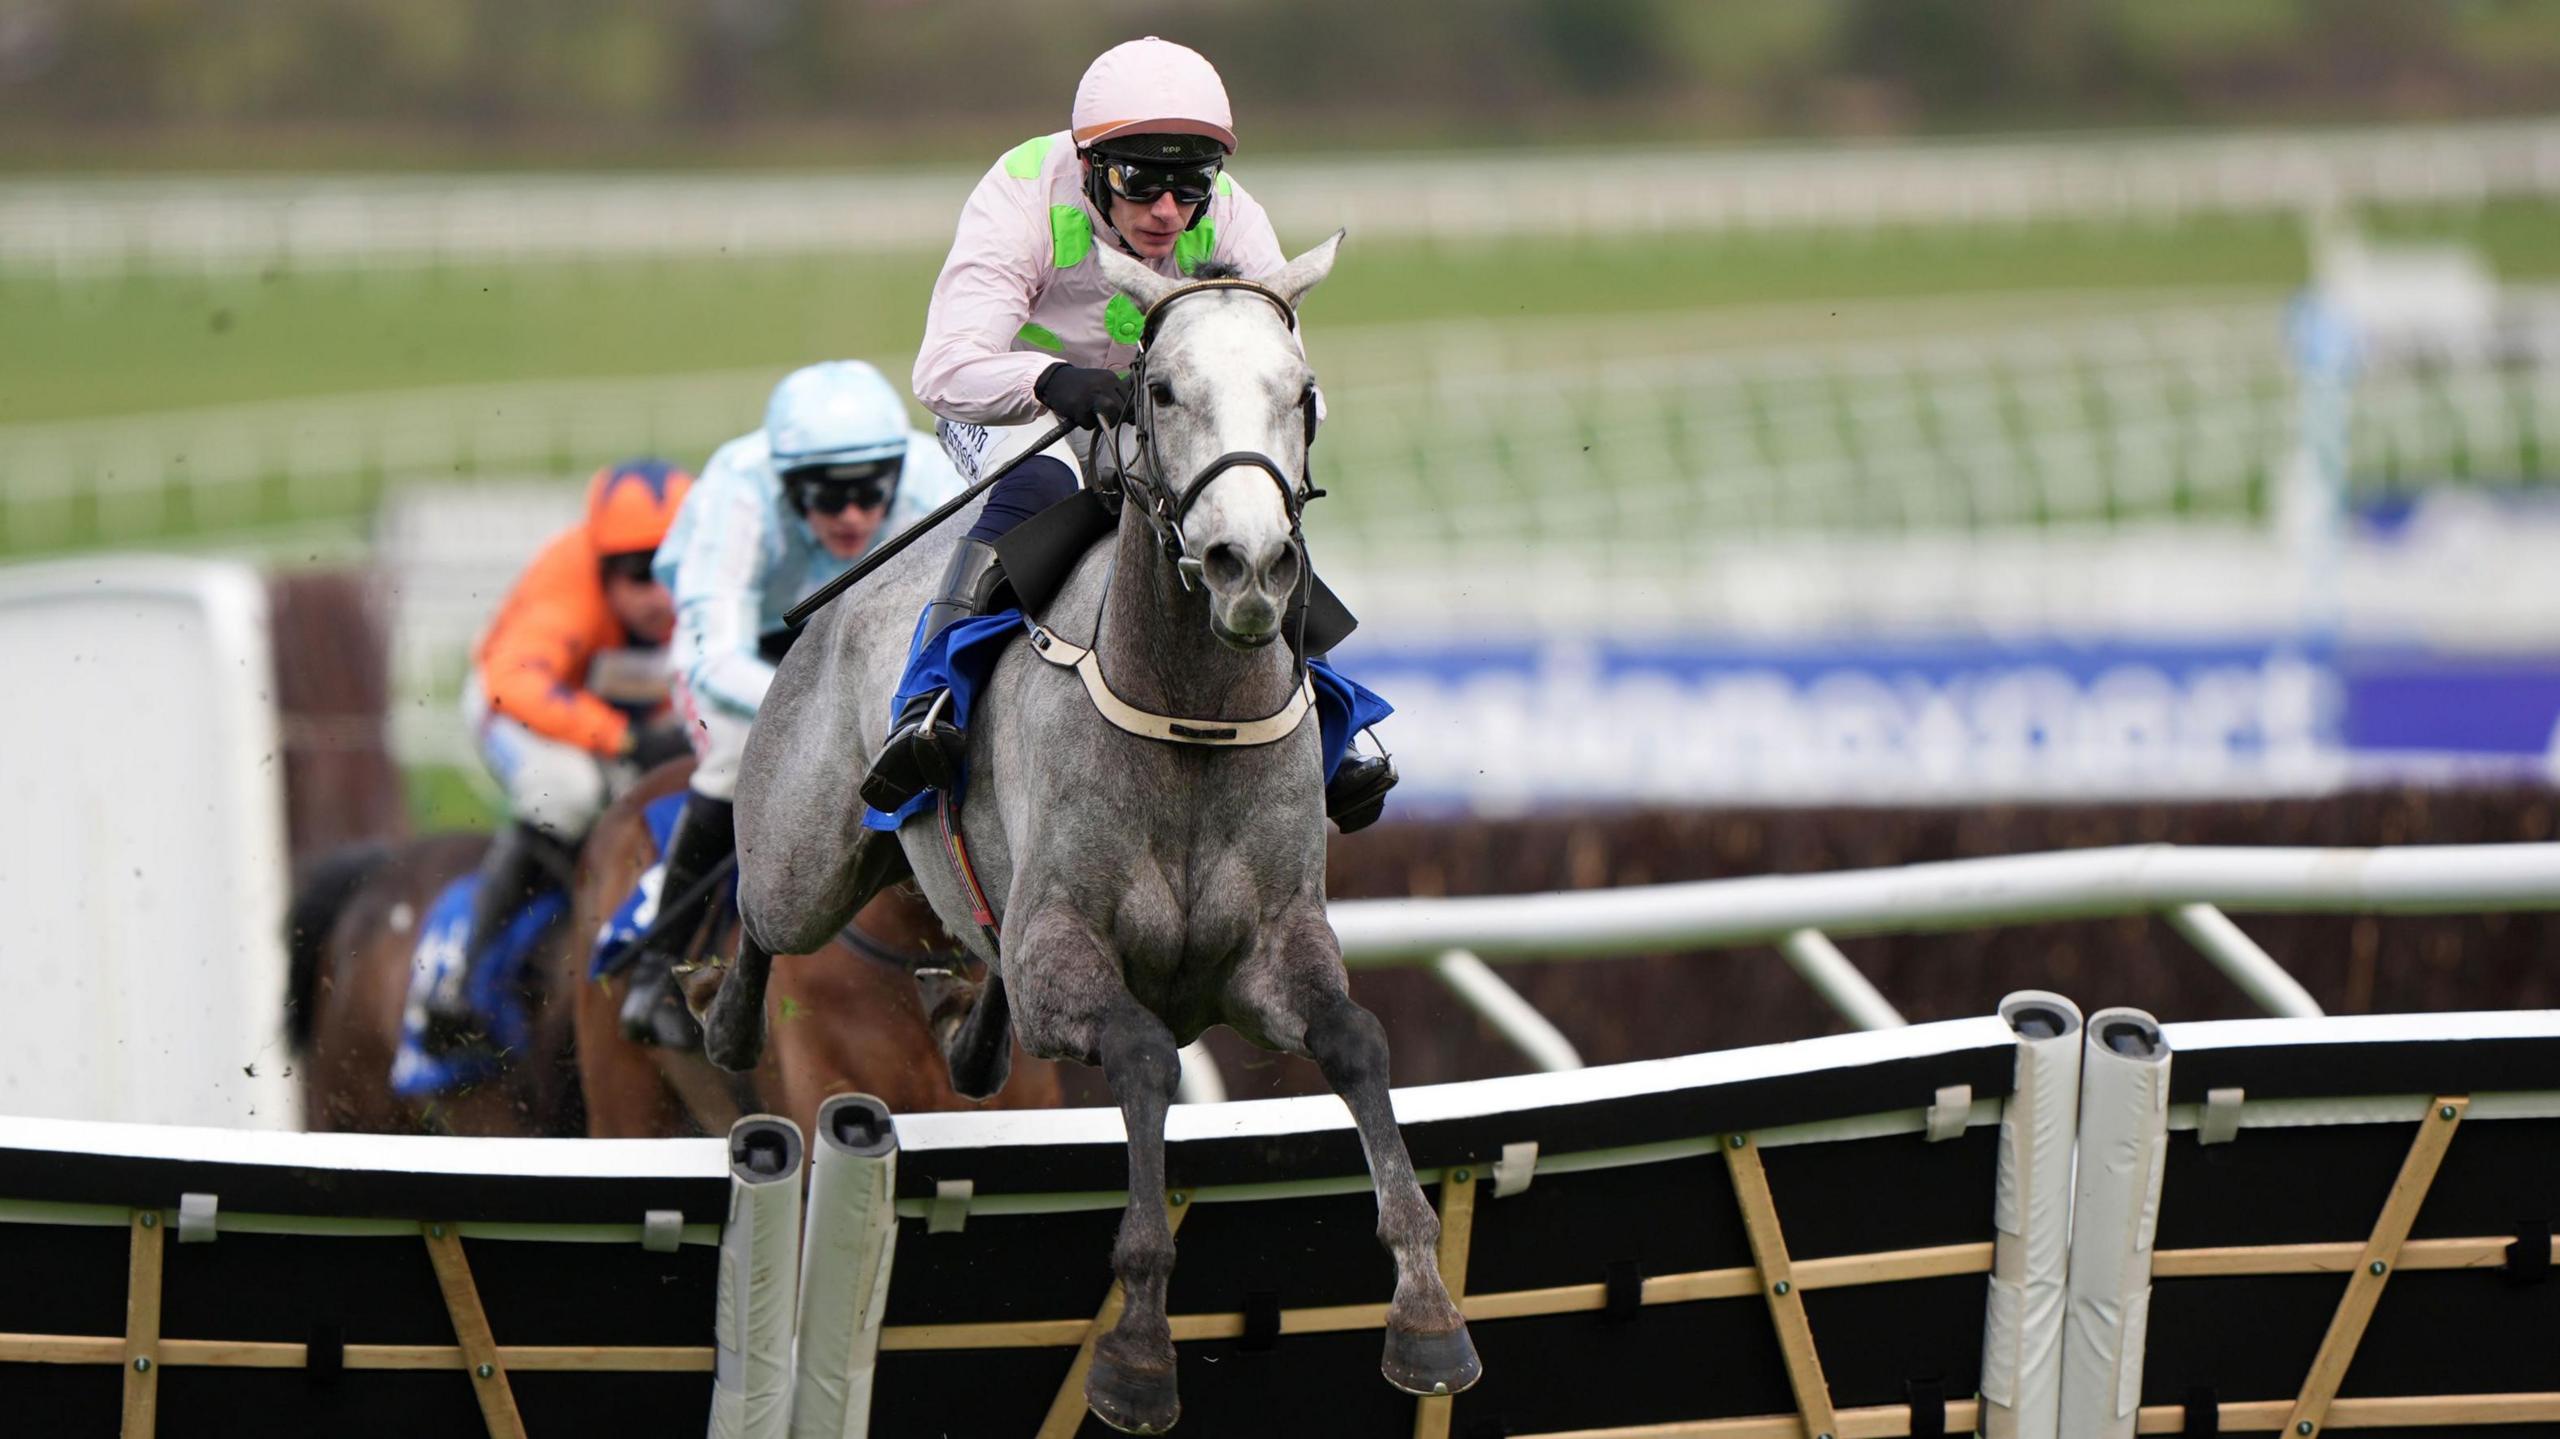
xmin=1093 ymin=278 xmax=1326 ymax=590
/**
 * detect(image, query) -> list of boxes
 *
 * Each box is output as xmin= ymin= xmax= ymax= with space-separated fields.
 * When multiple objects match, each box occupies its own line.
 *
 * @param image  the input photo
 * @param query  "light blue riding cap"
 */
xmin=764 ymin=360 xmax=911 ymax=469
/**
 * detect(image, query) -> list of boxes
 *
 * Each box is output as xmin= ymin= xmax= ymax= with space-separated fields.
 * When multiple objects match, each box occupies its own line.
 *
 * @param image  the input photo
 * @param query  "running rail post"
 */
xmin=2058 ymin=1009 xmax=2171 ymax=1439
xmin=1777 ymin=928 xmax=1907 ymax=1030
xmin=2161 ymin=903 xmax=2323 ymax=1018
xmin=1980 ymin=991 xmax=2083 ymax=1439
xmin=1176 ymin=1042 xmax=1230 ymax=1104
xmin=1430 ymin=949 xmax=1585 ymax=1071
xmin=791 ymin=1096 xmax=899 ymax=1439
xmin=712 ymin=1115 xmax=805 ymax=1439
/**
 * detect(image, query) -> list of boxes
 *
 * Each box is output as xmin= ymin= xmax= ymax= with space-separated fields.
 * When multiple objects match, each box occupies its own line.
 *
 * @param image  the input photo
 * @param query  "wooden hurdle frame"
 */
xmin=0 ymin=1210 xmax=716 ymax=1439
xmin=855 ymin=1118 xmax=2560 ymax=1439
xmin=868 ymin=1144 xmax=2000 ymax=1439
xmin=857 ymin=1013 xmax=2560 ymax=1439
xmin=7 ymin=1010 xmax=2556 ymax=1437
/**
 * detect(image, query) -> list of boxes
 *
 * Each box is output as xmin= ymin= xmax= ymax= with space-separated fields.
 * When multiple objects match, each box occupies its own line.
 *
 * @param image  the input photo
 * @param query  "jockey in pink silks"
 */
xmin=863 ymin=36 xmax=1398 ymax=832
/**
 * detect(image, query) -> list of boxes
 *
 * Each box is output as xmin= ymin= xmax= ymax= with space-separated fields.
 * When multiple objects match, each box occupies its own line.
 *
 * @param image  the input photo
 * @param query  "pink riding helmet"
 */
xmin=1071 ymin=37 xmax=1238 ymax=154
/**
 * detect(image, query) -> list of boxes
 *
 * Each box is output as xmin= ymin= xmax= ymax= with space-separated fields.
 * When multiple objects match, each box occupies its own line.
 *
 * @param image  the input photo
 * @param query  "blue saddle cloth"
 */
xmin=589 ymin=791 xmax=735 ymax=980
xmin=861 ymin=608 xmax=1392 ymax=831
xmin=389 ymin=873 xmax=566 ymax=1099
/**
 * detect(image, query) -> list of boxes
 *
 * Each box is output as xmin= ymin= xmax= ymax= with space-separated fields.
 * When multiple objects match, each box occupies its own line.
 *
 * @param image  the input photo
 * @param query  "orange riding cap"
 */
xmin=587 ymin=458 xmax=692 ymax=557
xmin=474 ymin=460 xmax=693 ymax=755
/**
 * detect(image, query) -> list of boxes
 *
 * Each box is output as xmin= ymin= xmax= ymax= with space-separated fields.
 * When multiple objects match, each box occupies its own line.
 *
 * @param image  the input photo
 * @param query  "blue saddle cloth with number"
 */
xmin=589 ymin=791 xmax=735 ymax=980
xmin=860 ymin=609 xmax=1391 ymax=832
xmin=389 ymin=874 xmax=566 ymax=1099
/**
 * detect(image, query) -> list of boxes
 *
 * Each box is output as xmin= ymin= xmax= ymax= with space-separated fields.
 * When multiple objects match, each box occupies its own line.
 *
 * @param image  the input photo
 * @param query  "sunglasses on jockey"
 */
xmin=785 ymin=458 xmax=901 ymax=517
xmin=1098 ymin=155 xmax=1222 ymax=208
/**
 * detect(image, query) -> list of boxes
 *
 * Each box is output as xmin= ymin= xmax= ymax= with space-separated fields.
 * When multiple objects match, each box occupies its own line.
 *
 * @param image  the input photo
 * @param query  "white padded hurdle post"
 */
xmin=2058 ymin=1008 xmax=2172 ymax=1439
xmin=711 ymin=1115 xmax=806 ymax=1439
xmin=791 ymin=1095 xmax=901 ymax=1439
xmin=1979 ymin=991 xmax=2083 ymax=1439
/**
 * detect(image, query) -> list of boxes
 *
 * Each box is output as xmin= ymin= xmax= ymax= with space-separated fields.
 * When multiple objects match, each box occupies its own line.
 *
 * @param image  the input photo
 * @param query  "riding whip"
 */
xmin=782 ymin=418 xmax=1074 ymax=630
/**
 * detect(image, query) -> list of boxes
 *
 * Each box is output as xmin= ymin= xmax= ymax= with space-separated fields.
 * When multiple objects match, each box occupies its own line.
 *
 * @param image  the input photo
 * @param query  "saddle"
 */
xmin=390 ymin=876 xmax=567 ymax=1099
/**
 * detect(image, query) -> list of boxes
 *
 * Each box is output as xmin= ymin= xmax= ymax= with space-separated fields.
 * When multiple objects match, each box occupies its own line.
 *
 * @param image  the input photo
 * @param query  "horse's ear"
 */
xmin=1261 ymin=229 xmax=1344 ymax=310
xmin=1093 ymin=242 xmax=1183 ymax=312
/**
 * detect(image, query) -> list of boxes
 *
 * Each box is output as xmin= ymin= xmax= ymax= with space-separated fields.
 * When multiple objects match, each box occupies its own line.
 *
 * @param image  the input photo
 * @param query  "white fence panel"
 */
xmin=0 ymin=557 xmax=297 ymax=1127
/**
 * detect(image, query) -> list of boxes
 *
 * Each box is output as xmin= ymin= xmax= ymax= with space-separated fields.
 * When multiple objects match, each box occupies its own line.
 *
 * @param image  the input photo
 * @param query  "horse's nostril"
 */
xmin=1205 ymin=542 xmax=1248 ymax=589
xmin=1266 ymin=545 xmax=1301 ymax=596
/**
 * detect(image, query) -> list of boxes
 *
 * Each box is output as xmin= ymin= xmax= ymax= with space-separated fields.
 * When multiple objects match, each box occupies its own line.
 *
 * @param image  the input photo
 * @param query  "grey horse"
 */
xmin=704 ymin=233 xmax=1481 ymax=1432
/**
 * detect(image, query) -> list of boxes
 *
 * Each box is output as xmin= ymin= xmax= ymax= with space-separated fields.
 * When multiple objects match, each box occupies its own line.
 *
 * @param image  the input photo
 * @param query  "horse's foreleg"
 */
xmin=1004 ymin=904 xmax=1186 ymax=1432
xmin=711 ymin=828 xmax=911 ymax=1073
xmin=1087 ymin=993 xmax=1186 ymax=1434
xmin=1301 ymin=987 xmax=1483 ymax=1398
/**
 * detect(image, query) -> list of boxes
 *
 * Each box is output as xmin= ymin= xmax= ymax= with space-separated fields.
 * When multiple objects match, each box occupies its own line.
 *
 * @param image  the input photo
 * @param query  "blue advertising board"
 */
xmin=1337 ymin=634 xmax=2559 ymax=812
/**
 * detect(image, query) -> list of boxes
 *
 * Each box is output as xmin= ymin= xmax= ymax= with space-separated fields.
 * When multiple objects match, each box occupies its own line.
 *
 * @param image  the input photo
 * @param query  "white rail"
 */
xmin=1336 ymin=842 xmax=2560 ymax=1063
xmin=10 ymin=118 xmax=2560 ymax=275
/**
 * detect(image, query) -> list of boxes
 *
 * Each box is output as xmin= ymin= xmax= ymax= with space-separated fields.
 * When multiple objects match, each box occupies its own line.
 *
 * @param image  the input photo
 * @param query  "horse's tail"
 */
xmin=282 ymin=841 xmax=396 ymax=1053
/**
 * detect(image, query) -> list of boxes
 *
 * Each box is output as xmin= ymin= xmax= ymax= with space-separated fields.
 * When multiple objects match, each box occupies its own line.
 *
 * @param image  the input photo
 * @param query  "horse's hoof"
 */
xmin=1087 ymin=1349 xmax=1180 ymax=1434
xmin=1381 ymin=1321 xmax=1481 ymax=1397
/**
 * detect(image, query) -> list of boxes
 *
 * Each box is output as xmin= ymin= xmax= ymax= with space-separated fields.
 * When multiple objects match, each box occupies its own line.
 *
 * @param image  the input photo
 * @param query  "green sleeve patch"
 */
xmin=1215 ymin=171 xmax=1234 ymax=197
xmin=1015 ymin=322 xmax=1066 ymax=353
xmin=1105 ymin=292 xmax=1147 ymax=347
xmin=1175 ymin=220 xmax=1217 ymax=276
xmin=1049 ymin=205 xmax=1093 ymax=270
xmin=1002 ymin=134 xmax=1054 ymax=180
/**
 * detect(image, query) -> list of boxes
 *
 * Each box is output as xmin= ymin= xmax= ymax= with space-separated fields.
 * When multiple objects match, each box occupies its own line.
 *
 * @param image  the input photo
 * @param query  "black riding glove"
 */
xmin=1034 ymin=363 xmax=1132 ymax=431
xmin=625 ymin=720 xmax=694 ymax=772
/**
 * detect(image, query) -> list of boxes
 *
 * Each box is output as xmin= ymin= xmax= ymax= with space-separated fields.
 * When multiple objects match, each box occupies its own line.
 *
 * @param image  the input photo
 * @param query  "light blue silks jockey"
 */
xmin=617 ymin=360 xmax=966 ymax=1049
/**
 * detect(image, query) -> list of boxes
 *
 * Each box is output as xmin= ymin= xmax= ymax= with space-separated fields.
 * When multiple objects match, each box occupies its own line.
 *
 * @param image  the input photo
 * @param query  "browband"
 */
xmin=1138 ymin=278 xmax=1298 ymax=348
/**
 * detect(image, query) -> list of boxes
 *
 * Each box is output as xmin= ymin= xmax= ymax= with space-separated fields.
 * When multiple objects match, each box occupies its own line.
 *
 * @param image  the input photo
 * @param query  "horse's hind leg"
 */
xmin=701 ymin=929 xmax=777 ymax=1074
xmin=940 ymin=971 xmax=1013 ymax=1102
xmin=1242 ymin=921 xmax=1480 ymax=1398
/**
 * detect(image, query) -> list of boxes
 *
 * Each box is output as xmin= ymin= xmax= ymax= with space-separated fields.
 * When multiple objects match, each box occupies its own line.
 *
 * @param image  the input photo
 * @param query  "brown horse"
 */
xmin=563 ymin=764 xmax=1062 ymax=1138
xmin=283 ymin=833 xmax=584 ymax=1136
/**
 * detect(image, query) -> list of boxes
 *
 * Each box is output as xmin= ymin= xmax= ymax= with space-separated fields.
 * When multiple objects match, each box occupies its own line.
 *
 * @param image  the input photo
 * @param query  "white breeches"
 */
xmin=671 ymin=668 xmax=754 ymax=801
xmin=465 ymin=678 xmax=625 ymax=840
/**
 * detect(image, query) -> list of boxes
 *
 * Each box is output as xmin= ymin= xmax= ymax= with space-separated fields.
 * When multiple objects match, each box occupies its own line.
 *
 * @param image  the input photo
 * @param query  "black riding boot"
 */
xmin=861 ymin=537 xmax=1007 ymax=814
xmin=619 ymin=794 xmax=733 ymax=1048
xmin=1325 ymin=752 xmax=1399 ymax=834
xmin=423 ymin=820 xmax=572 ymax=1055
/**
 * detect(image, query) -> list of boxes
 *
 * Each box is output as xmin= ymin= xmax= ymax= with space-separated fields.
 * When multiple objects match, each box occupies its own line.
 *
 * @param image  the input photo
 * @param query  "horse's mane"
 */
xmin=1187 ymin=259 xmax=1246 ymax=281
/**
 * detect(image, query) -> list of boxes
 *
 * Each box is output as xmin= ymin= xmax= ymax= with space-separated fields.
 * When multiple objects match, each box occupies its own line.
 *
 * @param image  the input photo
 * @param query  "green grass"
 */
xmin=18 ymin=201 xmax=2557 ymax=427
xmin=404 ymin=761 xmax=499 ymax=833
xmin=10 ymin=200 xmax=2555 ymax=428
xmin=10 ymin=200 xmax=2555 ymax=427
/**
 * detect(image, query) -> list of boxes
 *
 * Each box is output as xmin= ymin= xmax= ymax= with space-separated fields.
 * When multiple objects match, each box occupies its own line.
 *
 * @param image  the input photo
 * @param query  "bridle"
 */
xmin=1086 ymin=278 xmax=1326 ymax=594
xmin=1037 ymin=274 xmax=1329 ymax=744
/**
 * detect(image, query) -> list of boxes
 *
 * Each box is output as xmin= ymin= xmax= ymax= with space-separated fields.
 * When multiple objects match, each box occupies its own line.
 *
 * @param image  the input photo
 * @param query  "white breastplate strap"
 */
xmin=1026 ymin=622 xmax=1313 ymax=747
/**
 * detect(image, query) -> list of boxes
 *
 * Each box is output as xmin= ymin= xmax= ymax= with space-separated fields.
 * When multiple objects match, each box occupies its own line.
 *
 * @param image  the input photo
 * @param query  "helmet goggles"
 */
xmin=1100 ymin=154 xmax=1221 ymax=207
xmin=786 ymin=458 xmax=901 ymax=517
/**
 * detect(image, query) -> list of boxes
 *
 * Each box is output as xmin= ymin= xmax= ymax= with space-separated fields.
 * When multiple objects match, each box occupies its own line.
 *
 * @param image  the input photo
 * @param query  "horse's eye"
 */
xmin=1149 ymin=380 xmax=1177 ymax=407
